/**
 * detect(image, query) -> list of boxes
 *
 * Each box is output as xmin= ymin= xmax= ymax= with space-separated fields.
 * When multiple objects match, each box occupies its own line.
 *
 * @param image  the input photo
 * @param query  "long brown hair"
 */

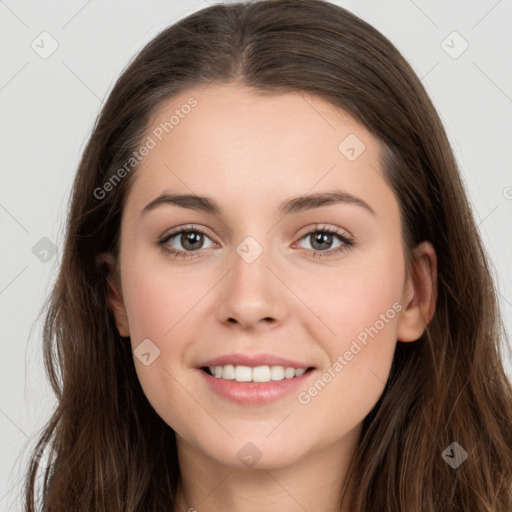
xmin=24 ymin=1 xmax=512 ymax=510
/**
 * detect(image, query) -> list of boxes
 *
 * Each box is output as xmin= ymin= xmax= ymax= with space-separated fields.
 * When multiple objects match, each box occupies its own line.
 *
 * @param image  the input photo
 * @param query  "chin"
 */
xmin=190 ymin=431 xmax=313 ymax=470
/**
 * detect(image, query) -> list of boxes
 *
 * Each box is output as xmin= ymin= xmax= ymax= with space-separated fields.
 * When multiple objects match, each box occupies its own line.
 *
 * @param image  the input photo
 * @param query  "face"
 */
xmin=106 ymin=83 xmax=431 ymax=470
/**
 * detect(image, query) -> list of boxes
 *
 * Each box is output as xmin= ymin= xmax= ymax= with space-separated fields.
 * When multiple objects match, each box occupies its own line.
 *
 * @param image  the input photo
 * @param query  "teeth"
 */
xmin=222 ymin=364 xmax=235 ymax=380
xmin=235 ymin=365 xmax=252 ymax=382
xmin=270 ymin=366 xmax=284 ymax=380
xmin=207 ymin=365 xmax=308 ymax=382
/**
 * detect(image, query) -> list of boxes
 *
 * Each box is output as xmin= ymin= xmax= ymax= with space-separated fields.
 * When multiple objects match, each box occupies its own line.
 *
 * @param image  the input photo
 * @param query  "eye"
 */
xmin=157 ymin=224 xmax=355 ymax=260
xmin=158 ymin=225 xmax=216 ymax=259
xmin=296 ymin=225 xmax=354 ymax=258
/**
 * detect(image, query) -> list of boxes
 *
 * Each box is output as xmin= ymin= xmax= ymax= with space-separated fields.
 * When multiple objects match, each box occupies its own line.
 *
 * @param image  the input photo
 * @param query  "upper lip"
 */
xmin=198 ymin=353 xmax=314 ymax=369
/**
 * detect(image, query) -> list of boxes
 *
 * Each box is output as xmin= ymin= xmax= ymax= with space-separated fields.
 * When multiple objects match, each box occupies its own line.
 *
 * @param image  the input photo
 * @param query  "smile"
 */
xmin=203 ymin=364 xmax=310 ymax=382
xmin=198 ymin=365 xmax=316 ymax=405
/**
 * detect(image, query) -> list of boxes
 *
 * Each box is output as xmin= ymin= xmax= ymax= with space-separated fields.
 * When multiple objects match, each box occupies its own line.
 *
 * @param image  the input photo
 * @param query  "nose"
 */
xmin=215 ymin=243 xmax=287 ymax=331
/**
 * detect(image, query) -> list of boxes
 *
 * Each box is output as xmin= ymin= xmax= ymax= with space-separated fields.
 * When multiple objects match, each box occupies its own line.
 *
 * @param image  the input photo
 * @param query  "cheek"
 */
xmin=298 ymin=245 xmax=405 ymax=345
xmin=294 ymin=247 xmax=404 ymax=416
xmin=121 ymin=253 xmax=204 ymax=343
xmin=120 ymin=259 xmax=204 ymax=431
xmin=276 ymin=282 xmax=401 ymax=459
xmin=119 ymin=251 xmax=217 ymax=398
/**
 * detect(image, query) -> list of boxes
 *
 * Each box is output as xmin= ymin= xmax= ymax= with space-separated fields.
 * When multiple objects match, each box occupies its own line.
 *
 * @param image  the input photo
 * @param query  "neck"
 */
xmin=173 ymin=426 xmax=361 ymax=512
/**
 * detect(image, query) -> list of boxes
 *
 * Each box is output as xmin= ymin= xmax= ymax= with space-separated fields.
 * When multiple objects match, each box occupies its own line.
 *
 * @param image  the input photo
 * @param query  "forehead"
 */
xmin=123 ymin=83 xmax=394 ymax=221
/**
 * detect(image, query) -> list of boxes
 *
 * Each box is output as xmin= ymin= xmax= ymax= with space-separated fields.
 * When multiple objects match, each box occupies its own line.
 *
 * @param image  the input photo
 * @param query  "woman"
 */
xmin=24 ymin=0 xmax=512 ymax=510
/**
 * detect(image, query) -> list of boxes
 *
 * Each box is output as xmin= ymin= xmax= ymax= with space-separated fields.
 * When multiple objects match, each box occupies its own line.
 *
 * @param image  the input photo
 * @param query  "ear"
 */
xmin=96 ymin=252 xmax=130 ymax=338
xmin=397 ymin=240 xmax=438 ymax=342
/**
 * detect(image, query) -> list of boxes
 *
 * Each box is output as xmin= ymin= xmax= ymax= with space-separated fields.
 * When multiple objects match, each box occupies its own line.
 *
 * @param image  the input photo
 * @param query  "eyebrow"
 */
xmin=140 ymin=190 xmax=376 ymax=218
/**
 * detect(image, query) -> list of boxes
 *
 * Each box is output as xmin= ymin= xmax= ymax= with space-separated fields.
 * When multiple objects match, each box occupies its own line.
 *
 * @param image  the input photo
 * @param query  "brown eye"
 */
xmin=297 ymin=227 xmax=354 ymax=257
xmin=179 ymin=231 xmax=205 ymax=251
xmin=308 ymin=231 xmax=336 ymax=251
xmin=158 ymin=226 xmax=216 ymax=259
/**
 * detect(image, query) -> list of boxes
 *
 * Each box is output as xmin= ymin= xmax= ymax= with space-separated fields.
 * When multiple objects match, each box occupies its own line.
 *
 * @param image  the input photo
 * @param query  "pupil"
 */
xmin=183 ymin=231 xmax=202 ymax=250
xmin=312 ymin=232 xmax=332 ymax=250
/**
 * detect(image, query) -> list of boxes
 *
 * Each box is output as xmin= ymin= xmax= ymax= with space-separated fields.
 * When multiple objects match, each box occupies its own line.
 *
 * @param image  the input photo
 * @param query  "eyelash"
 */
xmin=157 ymin=224 xmax=355 ymax=260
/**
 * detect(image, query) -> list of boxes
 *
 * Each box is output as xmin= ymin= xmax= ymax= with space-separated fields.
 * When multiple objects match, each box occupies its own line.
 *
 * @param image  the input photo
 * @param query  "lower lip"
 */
xmin=198 ymin=368 xmax=315 ymax=404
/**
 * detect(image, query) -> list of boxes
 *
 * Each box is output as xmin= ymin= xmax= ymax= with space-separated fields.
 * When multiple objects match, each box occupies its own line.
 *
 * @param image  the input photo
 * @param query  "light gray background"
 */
xmin=1 ymin=0 xmax=511 ymax=509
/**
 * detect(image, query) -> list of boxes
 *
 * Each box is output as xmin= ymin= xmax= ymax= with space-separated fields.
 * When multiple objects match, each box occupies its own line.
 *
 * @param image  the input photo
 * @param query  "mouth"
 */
xmin=196 ymin=353 xmax=317 ymax=404
xmin=198 ymin=363 xmax=317 ymax=405
xmin=200 ymin=364 xmax=315 ymax=383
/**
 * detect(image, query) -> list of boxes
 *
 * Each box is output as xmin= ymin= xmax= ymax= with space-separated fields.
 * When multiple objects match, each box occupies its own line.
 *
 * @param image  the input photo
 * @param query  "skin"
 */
xmin=101 ymin=83 xmax=437 ymax=512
